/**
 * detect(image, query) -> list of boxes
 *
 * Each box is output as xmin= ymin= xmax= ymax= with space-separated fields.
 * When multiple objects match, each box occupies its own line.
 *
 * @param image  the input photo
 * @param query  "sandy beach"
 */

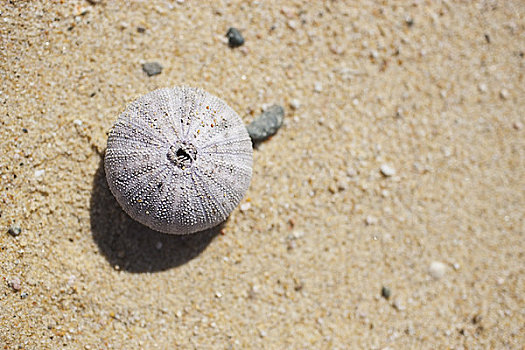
xmin=1 ymin=1 xmax=523 ymax=348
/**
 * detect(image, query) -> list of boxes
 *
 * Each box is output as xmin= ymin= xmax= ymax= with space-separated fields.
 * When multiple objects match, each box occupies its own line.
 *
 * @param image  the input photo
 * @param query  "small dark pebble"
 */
xmin=484 ymin=33 xmax=490 ymax=43
xmin=226 ymin=27 xmax=244 ymax=48
xmin=20 ymin=292 xmax=28 ymax=299
xmin=472 ymin=314 xmax=482 ymax=324
xmin=247 ymin=105 xmax=285 ymax=143
xmin=142 ymin=62 xmax=163 ymax=77
xmin=137 ymin=26 xmax=146 ymax=33
xmin=8 ymin=225 xmax=21 ymax=237
xmin=90 ymin=92 xmax=96 ymax=97
xmin=22 ymin=128 xmax=28 ymax=133
xmin=381 ymin=286 xmax=391 ymax=299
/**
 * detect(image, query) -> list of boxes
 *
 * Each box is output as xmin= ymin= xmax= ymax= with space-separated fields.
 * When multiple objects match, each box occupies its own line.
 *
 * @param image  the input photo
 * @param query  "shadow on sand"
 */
xmin=89 ymin=156 xmax=221 ymax=273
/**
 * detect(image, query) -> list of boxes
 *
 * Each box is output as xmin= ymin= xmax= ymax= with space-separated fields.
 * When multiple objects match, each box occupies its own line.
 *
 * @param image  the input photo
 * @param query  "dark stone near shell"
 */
xmin=226 ymin=27 xmax=244 ymax=48
xmin=247 ymin=105 xmax=285 ymax=143
xmin=381 ymin=286 xmax=391 ymax=299
xmin=142 ymin=62 xmax=163 ymax=77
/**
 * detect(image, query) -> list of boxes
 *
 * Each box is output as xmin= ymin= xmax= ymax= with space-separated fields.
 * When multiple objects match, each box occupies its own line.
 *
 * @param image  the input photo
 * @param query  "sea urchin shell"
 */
xmin=104 ymin=87 xmax=253 ymax=235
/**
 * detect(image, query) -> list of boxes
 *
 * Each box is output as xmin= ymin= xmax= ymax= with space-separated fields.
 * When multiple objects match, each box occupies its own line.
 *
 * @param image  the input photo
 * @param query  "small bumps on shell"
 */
xmin=104 ymin=87 xmax=253 ymax=235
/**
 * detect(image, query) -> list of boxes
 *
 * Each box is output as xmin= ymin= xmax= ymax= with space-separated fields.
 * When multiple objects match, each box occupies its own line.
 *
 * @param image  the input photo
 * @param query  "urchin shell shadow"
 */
xmin=90 ymin=156 xmax=221 ymax=273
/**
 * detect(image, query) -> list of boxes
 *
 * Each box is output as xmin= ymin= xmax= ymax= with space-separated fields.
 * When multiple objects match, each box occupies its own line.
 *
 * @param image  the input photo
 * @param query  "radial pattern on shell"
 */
xmin=104 ymin=87 xmax=253 ymax=235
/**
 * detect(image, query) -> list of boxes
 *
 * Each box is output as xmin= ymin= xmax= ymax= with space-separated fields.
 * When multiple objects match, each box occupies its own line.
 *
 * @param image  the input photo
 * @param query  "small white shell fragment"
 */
xmin=380 ymin=164 xmax=396 ymax=177
xmin=429 ymin=261 xmax=447 ymax=279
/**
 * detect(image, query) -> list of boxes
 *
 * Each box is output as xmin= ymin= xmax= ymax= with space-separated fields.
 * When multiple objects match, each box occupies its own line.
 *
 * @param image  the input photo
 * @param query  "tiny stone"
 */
xmin=365 ymin=215 xmax=378 ymax=225
xmin=137 ymin=26 xmax=146 ymax=33
xmin=499 ymin=88 xmax=509 ymax=100
xmin=287 ymin=20 xmax=298 ymax=30
xmin=34 ymin=169 xmax=45 ymax=178
xmin=20 ymin=292 xmax=28 ymax=299
xmin=247 ymin=105 xmax=285 ymax=143
xmin=429 ymin=261 xmax=447 ymax=279
xmin=380 ymin=164 xmax=396 ymax=177
xmin=239 ymin=202 xmax=251 ymax=212
xmin=478 ymin=83 xmax=487 ymax=93
xmin=381 ymin=286 xmax=391 ymax=299
xmin=290 ymin=98 xmax=301 ymax=110
xmin=393 ymin=298 xmax=405 ymax=311
xmin=226 ymin=27 xmax=244 ymax=48
xmin=215 ymin=291 xmax=223 ymax=298
xmin=142 ymin=62 xmax=163 ymax=77
xmin=395 ymin=107 xmax=404 ymax=118
xmin=155 ymin=241 xmax=163 ymax=250
xmin=405 ymin=16 xmax=414 ymax=27
xmin=8 ymin=277 xmax=21 ymax=291
xmin=8 ymin=225 xmax=21 ymax=237
xmin=512 ymin=121 xmax=522 ymax=130
xmin=291 ymin=230 xmax=304 ymax=239
xmin=346 ymin=167 xmax=357 ymax=177
xmin=329 ymin=44 xmax=344 ymax=55
xmin=314 ymin=82 xmax=323 ymax=93
xmin=22 ymin=128 xmax=28 ymax=133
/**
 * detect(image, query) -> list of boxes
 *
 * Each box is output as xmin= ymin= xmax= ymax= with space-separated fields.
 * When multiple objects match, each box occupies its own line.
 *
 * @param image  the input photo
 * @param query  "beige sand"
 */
xmin=1 ymin=1 xmax=523 ymax=348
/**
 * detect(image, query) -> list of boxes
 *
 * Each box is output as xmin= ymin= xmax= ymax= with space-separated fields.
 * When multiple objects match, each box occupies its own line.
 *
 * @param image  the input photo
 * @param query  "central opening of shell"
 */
xmin=176 ymin=148 xmax=191 ymax=162
xmin=167 ymin=142 xmax=197 ymax=169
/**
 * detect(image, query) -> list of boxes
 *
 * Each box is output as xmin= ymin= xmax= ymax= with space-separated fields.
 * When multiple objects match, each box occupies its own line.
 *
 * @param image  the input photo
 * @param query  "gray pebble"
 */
xmin=381 ymin=286 xmax=391 ymax=299
xmin=8 ymin=225 xmax=21 ymax=237
xmin=226 ymin=27 xmax=244 ymax=48
xmin=142 ymin=62 xmax=163 ymax=77
xmin=20 ymin=292 xmax=28 ymax=299
xmin=247 ymin=105 xmax=285 ymax=143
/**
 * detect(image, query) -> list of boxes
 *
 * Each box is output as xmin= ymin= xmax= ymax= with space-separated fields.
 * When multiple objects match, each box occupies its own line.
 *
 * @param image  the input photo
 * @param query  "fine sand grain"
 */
xmin=1 ymin=1 xmax=524 ymax=348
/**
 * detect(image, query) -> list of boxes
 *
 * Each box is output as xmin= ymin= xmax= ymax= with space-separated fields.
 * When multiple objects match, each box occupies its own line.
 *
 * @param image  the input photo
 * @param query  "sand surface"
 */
xmin=1 ymin=1 xmax=524 ymax=348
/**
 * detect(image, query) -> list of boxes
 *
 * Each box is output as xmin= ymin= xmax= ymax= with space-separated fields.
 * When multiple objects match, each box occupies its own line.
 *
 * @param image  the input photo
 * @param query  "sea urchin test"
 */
xmin=104 ymin=87 xmax=253 ymax=234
